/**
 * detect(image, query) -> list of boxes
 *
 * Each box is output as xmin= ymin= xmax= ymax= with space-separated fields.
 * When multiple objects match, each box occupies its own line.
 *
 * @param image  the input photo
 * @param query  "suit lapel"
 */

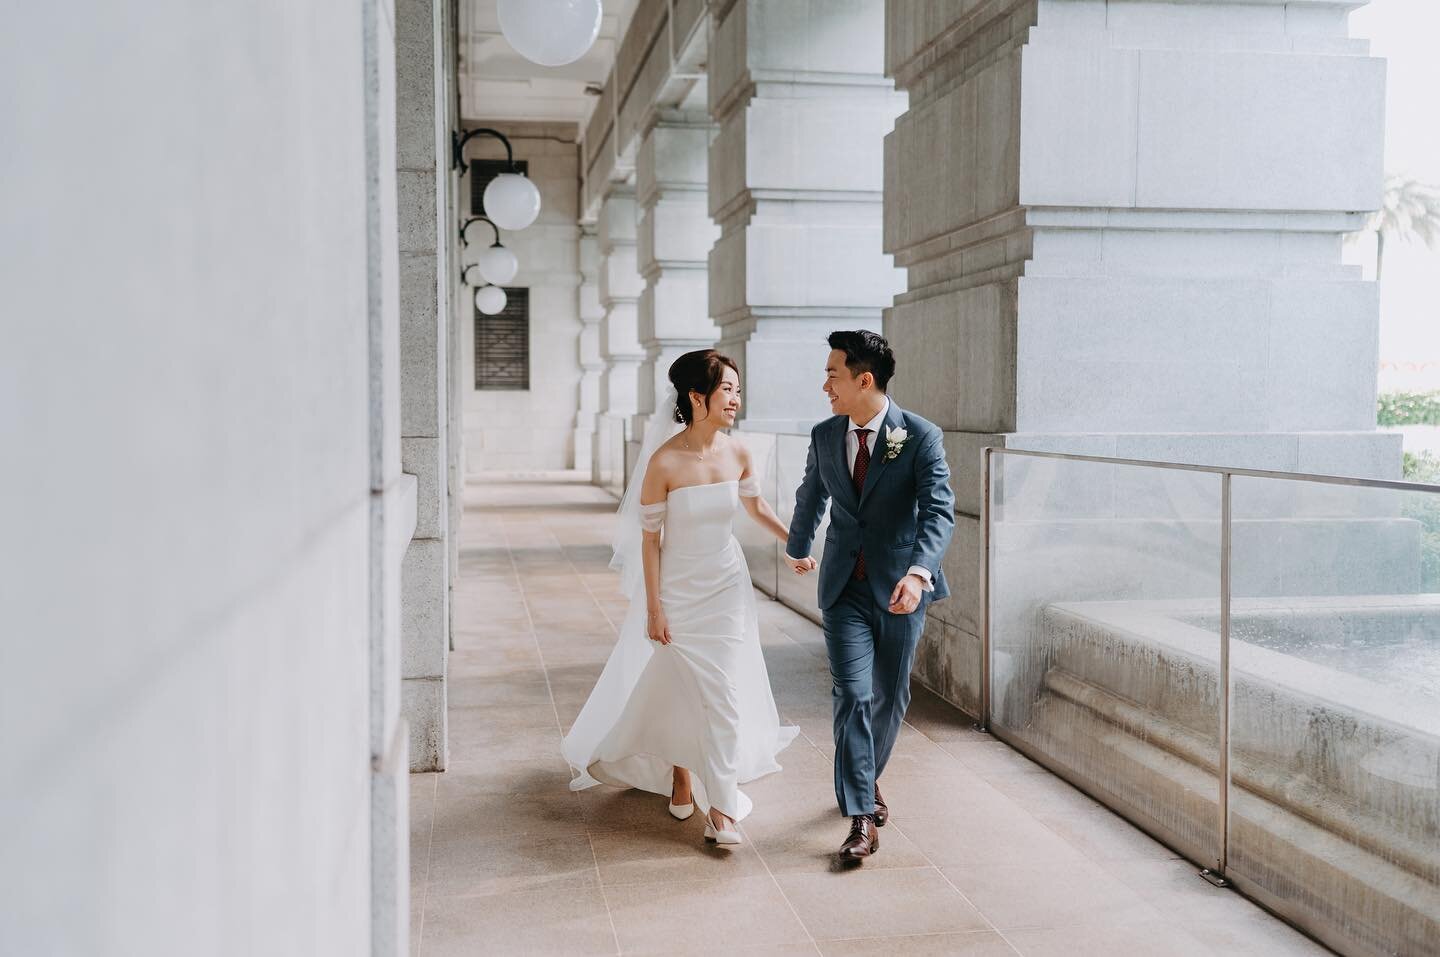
xmin=826 ymin=416 xmax=858 ymax=509
xmin=858 ymin=400 xmax=905 ymax=507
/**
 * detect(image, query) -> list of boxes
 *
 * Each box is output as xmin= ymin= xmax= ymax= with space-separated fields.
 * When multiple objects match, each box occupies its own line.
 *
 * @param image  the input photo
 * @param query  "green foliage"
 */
xmin=1401 ymin=451 xmax=1440 ymax=590
xmin=1404 ymin=450 xmax=1440 ymax=484
xmin=1378 ymin=391 xmax=1440 ymax=427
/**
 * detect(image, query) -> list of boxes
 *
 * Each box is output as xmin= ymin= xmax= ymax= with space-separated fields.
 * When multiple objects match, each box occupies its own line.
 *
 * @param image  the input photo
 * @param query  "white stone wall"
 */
xmin=708 ymin=0 xmax=907 ymax=433
xmin=883 ymin=0 xmax=1394 ymax=715
xmin=461 ymin=123 xmax=583 ymax=471
xmin=0 ymin=1 xmax=405 ymax=953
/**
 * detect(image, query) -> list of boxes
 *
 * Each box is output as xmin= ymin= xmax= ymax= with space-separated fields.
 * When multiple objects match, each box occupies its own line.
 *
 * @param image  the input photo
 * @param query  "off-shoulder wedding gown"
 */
xmin=561 ymin=478 xmax=798 ymax=821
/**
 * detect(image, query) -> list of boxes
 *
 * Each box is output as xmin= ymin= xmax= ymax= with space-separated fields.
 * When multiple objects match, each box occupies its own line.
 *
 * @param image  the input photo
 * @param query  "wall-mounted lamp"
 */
xmin=452 ymin=127 xmax=542 ymax=232
xmin=461 ymin=263 xmax=486 ymax=287
xmin=474 ymin=284 xmax=508 ymax=316
xmin=498 ymin=0 xmax=602 ymax=67
xmin=460 ymin=216 xmax=519 ymax=285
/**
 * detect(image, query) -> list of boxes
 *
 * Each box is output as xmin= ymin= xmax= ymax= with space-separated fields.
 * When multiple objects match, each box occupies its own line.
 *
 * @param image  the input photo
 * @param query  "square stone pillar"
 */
xmin=593 ymin=187 xmax=645 ymax=494
xmin=574 ymin=227 xmax=603 ymax=473
xmin=883 ymin=0 xmax=1392 ymax=713
xmin=396 ymin=0 xmax=450 ymax=771
xmin=708 ymin=0 xmax=906 ymax=432
xmin=634 ymin=118 xmax=720 ymax=437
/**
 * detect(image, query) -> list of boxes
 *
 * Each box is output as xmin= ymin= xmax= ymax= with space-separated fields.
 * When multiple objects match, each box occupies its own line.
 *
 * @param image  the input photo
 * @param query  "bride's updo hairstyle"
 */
xmin=668 ymin=349 xmax=739 ymax=425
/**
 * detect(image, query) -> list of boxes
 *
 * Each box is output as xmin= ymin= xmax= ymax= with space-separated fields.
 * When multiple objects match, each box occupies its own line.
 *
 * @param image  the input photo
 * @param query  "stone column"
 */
xmin=635 ymin=118 xmax=719 ymax=436
xmin=365 ymin=0 xmax=409 ymax=952
xmin=708 ymin=0 xmax=906 ymax=432
xmin=593 ymin=187 xmax=644 ymax=494
xmin=574 ymin=227 xmax=603 ymax=473
xmin=884 ymin=0 xmax=1391 ymax=714
xmin=396 ymin=0 xmax=450 ymax=771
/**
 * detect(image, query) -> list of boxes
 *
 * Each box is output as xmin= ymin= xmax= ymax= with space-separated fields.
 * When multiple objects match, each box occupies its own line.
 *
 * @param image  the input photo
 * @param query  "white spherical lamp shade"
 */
xmin=498 ymin=0 xmax=602 ymax=67
xmin=475 ymin=285 xmax=508 ymax=315
xmin=477 ymin=245 xmax=519 ymax=285
xmin=483 ymin=172 xmax=542 ymax=231
xmin=461 ymin=264 xmax=485 ymax=286
xmin=461 ymin=219 xmax=490 ymax=245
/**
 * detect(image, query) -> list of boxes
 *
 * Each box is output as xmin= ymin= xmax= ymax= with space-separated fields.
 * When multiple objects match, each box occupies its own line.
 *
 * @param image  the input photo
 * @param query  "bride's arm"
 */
xmin=639 ymin=459 xmax=672 ymax=645
xmin=737 ymin=447 xmax=790 ymax=543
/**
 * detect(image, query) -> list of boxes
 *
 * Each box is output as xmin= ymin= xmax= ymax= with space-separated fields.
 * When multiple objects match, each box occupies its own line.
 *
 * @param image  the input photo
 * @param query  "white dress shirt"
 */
xmin=791 ymin=396 xmax=933 ymax=591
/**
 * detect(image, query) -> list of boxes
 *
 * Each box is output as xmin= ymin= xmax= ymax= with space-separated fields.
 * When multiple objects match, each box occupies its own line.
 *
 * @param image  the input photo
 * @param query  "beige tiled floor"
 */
xmin=409 ymin=474 xmax=1332 ymax=956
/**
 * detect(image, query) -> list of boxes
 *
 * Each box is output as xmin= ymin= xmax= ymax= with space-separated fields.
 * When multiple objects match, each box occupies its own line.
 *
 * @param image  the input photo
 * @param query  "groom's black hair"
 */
xmin=827 ymin=330 xmax=896 ymax=392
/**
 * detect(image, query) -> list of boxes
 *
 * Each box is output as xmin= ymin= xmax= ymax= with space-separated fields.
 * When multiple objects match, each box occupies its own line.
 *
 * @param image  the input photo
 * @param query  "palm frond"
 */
xmin=1365 ymin=173 xmax=1440 ymax=249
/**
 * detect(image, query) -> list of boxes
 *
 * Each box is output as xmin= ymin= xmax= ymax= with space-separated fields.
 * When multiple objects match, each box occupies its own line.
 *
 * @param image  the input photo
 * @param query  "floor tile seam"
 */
xmin=489 ymin=512 xmax=590 ymax=845
xmin=975 ymin=791 xmax=1191 ymax=882
xmin=883 ymin=822 xmax=1024 ymax=955
xmin=414 ymin=770 xmax=438 ymax=955
xmin=758 ymin=595 xmax=831 ymax=752
xmin=586 ymin=832 xmax=624 ymax=956
xmin=475 ymin=500 xmax=616 ymax=949
xmin=497 ymin=513 xmax=573 ymax=750
xmin=733 ymin=813 xmax=824 ymax=955
xmin=554 ymin=525 xmax=620 ymax=640
xmin=527 ymin=503 xmax=620 ymax=952
xmin=767 ymin=863 xmax=940 ymax=885
xmin=818 ymin=928 xmax=1008 ymax=944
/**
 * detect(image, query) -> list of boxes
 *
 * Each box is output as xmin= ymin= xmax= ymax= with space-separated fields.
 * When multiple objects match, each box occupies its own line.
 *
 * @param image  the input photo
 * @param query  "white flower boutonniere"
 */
xmin=883 ymin=425 xmax=908 ymax=462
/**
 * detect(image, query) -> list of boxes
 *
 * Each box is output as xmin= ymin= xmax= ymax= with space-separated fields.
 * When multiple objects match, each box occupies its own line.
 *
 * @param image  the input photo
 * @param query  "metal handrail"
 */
xmin=986 ymin=446 xmax=1440 ymax=493
xmin=979 ymin=444 xmax=1440 ymax=886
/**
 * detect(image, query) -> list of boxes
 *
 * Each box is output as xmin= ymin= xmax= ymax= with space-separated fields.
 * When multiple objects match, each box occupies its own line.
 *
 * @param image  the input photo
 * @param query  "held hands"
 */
xmin=888 ymin=574 xmax=925 ymax=615
xmin=647 ymin=607 xmax=673 ymax=644
xmin=785 ymin=554 xmax=817 ymax=576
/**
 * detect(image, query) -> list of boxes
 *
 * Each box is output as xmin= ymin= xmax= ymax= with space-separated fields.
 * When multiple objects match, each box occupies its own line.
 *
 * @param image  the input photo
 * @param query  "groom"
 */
xmin=785 ymin=331 xmax=956 ymax=861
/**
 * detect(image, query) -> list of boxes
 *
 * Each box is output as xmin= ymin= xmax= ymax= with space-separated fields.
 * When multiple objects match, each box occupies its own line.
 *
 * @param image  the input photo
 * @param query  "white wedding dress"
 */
xmin=561 ymin=476 xmax=798 ymax=821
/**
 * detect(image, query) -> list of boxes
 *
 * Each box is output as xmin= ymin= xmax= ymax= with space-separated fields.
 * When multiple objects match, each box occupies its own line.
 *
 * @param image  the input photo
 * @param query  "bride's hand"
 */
xmin=785 ymin=554 xmax=817 ymax=575
xmin=647 ymin=607 xmax=673 ymax=645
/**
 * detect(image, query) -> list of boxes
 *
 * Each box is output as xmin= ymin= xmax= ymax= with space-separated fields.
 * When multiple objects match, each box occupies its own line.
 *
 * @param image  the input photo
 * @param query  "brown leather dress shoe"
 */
xmin=873 ymin=784 xmax=889 ymax=827
xmin=839 ymin=815 xmax=878 ymax=860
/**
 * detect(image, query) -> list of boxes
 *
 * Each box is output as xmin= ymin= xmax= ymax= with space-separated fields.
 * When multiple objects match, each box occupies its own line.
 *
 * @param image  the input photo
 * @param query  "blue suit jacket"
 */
xmin=786 ymin=401 xmax=956 ymax=612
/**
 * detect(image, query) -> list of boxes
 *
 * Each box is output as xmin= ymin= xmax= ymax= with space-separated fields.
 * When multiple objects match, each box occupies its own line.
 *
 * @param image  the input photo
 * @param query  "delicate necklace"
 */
xmin=682 ymin=430 xmax=711 ymax=461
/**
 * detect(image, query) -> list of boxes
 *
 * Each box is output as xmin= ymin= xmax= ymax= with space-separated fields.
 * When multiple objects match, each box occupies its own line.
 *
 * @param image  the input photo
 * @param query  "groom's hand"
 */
xmin=888 ymin=575 xmax=925 ymax=615
xmin=785 ymin=554 xmax=817 ymax=575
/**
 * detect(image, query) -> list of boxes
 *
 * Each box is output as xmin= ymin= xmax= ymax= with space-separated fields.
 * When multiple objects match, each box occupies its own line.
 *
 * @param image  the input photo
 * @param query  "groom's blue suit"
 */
xmin=786 ymin=398 xmax=956 ymax=817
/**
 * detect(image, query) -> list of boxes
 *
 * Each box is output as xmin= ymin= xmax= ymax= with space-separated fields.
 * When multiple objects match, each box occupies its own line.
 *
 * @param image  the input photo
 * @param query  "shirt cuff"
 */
xmin=785 ymin=553 xmax=806 ymax=562
xmin=906 ymin=565 xmax=934 ymax=592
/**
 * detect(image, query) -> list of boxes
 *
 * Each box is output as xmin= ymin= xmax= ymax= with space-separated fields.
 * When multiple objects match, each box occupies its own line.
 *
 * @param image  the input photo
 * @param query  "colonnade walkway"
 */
xmin=408 ymin=473 xmax=1329 ymax=956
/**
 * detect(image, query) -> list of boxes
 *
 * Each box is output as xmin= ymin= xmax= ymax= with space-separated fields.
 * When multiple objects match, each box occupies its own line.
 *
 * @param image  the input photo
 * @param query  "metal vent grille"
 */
xmin=475 ymin=287 xmax=529 ymax=390
xmin=469 ymin=159 xmax=528 ymax=217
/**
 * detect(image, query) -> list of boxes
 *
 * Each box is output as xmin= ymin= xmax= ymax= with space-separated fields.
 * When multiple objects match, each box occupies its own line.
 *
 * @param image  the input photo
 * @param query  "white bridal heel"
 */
xmin=703 ymin=812 xmax=742 ymax=845
xmin=668 ymin=799 xmax=694 ymax=821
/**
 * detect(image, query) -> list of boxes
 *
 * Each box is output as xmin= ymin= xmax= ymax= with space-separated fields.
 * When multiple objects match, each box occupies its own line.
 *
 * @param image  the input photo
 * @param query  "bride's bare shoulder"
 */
xmin=649 ymin=436 xmax=688 ymax=471
xmin=640 ymin=444 xmax=681 ymax=501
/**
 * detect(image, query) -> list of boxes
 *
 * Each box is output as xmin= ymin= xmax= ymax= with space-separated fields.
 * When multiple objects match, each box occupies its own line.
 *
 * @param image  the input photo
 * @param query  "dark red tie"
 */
xmin=851 ymin=429 xmax=872 ymax=580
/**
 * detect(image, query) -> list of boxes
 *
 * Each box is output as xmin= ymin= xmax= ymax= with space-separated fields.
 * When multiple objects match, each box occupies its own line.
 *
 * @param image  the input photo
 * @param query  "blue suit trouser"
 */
xmin=822 ymin=576 xmax=925 ymax=817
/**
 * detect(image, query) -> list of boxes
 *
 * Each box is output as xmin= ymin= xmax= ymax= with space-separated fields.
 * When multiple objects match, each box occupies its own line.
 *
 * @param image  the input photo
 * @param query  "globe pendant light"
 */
xmin=483 ymin=172 xmax=541 ymax=231
xmin=498 ymin=0 xmax=603 ymax=68
xmin=475 ymin=285 xmax=508 ymax=315
xmin=477 ymin=244 xmax=519 ymax=285
xmin=451 ymin=129 xmax=543 ymax=231
xmin=459 ymin=216 xmax=519 ymax=284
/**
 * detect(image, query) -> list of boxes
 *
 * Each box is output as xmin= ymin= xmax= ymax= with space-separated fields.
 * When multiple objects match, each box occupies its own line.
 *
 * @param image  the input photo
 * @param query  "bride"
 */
xmin=562 ymin=349 xmax=810 ymax=844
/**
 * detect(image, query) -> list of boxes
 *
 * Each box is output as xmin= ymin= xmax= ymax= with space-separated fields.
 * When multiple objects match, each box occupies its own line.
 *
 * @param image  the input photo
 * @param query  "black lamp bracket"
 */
xmin=459 ymin=216 xmax=503 ymax=247
xmin=452 ymin=127 xmax=516 ymax=177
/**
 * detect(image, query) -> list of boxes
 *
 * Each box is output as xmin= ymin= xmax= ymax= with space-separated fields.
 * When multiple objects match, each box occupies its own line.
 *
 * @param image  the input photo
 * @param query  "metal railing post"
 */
xmin=980 ymin=447 xmax=993 ymax=732
xmin=1203 ymin=471 xmax=1233 ymax=887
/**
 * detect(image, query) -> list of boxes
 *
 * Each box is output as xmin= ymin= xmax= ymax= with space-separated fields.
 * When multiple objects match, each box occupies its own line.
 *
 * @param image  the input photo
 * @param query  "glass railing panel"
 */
xmin=1226 ymin=475 xmax=1440 ymax=956
xmin=987 ymin=452 xmax=1225 ymax=866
